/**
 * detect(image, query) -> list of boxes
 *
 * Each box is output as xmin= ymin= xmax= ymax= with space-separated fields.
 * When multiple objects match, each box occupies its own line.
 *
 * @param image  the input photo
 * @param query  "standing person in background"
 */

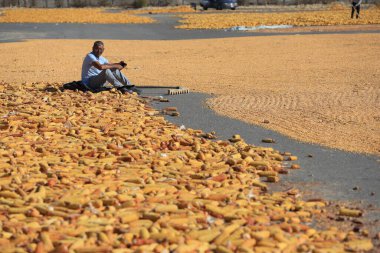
xmin=351 ymin=0 xmax=362 ymax=19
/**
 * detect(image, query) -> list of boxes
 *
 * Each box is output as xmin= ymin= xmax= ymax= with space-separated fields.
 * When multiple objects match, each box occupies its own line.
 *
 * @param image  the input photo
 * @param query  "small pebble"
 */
xmin=262 ymin=138 xmax=275 ymax=143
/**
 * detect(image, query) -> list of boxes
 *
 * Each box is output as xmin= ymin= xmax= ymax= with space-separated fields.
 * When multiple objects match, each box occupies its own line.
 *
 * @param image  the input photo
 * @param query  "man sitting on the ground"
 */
xmin=81 ymin=41 xmax=134 ymax=94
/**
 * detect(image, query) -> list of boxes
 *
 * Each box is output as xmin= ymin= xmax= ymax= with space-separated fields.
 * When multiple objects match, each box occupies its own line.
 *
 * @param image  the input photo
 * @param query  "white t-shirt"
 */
xmin=81 ymin=52 xmax=109 ymax=85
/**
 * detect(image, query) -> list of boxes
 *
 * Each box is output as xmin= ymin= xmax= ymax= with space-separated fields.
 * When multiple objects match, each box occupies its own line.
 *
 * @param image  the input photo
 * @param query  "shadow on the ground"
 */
xmin=59 ymin=80 xmax=88 ymax=92
xmin=47 ymin=81 xmax=142 ymax=94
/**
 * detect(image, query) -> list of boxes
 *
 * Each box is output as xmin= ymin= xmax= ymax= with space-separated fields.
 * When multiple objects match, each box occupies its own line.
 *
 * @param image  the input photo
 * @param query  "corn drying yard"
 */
xmin=0 ymin=4 xmax=379 ymax=252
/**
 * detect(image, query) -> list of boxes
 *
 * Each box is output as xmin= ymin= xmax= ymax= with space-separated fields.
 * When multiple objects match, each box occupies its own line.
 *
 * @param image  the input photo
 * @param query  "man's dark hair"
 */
xmin=93 ymin=41 xmax=104 ymax=48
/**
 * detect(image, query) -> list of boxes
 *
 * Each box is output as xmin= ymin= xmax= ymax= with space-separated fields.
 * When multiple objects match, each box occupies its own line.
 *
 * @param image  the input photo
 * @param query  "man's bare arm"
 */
xmin=92 ymin=61 xmax=124 ymax=70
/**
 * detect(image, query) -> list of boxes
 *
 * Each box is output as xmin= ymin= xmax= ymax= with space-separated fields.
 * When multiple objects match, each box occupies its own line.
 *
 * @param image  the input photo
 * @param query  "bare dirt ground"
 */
xmin=1 ymin=34 xmax=379 ymax=155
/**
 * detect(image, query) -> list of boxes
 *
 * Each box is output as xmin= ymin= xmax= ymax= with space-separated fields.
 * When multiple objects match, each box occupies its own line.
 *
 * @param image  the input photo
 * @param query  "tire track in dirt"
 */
xmin=208 ymin=85 xmax=380 ymax=155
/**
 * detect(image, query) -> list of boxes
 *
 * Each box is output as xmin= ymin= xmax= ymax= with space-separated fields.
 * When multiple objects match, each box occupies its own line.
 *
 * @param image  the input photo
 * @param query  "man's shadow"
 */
xmin=59 ymin=80 xmax=91 ymax=92
xmin=57 ymin=80 xmax=116 ymax=93
xmin=55 ymin=81 xmax=141 ymax=94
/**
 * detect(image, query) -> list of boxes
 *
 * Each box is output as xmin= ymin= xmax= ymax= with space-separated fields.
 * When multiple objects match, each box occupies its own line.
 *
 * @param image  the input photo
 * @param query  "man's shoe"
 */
xmin=118 ymin=86 xmax=133 ymax=94
xmin=125 ymin=86 xmax=142 ymax=95
xmin=130 ymin=86 xmax=141 ymax=95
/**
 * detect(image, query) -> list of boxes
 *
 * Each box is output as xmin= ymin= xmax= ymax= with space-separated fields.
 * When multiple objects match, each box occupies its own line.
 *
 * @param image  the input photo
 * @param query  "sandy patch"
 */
xmin=1 ymin=34 xmax=379 ymax=155
xmin=176 ymin=8 xmax=380 ymax=29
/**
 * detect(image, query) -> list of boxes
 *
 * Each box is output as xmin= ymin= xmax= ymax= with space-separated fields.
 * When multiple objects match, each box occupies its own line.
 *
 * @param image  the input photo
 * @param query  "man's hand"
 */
xmin=120 ymin=61 xmax=127 ymax=68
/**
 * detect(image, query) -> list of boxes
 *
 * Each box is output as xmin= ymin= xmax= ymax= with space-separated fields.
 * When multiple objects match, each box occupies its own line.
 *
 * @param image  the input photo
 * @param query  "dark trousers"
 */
xmin=351 ymin=3 xmax=360 ymax=19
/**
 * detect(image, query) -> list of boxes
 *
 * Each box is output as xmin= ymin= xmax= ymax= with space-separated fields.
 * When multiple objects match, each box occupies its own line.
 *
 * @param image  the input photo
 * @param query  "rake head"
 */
xmin=168 ymin=87 xmax=190 ymax=95
xmin=138 ymin=85 xmax=190 ymax=95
